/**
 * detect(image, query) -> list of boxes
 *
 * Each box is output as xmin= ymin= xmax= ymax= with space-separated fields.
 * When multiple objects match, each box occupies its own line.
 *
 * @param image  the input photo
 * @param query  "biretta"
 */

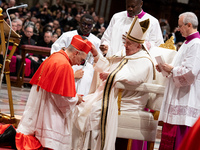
xmin=71 ymin=35 xmax=92 ymax=54
xmin=127 ymin=16 xmax=150 ymax=44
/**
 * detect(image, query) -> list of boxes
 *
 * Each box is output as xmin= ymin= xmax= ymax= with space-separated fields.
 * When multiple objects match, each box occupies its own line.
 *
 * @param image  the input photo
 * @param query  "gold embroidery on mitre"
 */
xmin=127 ymin=16 xmax=150 ymax=44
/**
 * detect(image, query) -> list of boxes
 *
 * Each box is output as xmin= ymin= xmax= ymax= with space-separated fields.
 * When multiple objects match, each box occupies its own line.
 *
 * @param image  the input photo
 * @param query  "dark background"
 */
xmin=94 ymin=0 xmax=200 ymax=32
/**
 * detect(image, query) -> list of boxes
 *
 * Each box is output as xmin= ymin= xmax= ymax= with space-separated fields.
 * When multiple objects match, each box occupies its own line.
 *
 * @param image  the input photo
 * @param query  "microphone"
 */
xmin=7 ymin=4 xmax=28 ymax=10
xmin=0 ymin=3 xmax=28 ymax=87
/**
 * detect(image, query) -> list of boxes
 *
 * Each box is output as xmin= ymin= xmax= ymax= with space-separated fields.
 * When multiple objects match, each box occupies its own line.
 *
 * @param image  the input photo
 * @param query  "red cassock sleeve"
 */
xmin=16 ymin=132 xmax=43 ymax=150
xmin=0 ymin=124 xmax=45 ymax=150
xmin=30 ymin=50 xmax=76 ymax=97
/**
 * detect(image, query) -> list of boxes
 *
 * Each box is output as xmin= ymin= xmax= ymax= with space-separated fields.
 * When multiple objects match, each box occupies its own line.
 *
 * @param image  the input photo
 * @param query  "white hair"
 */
xmin=179 ymin=12 xmax=198 ymax=29
xmin=15 ymin=18 xmax=22 ymax=24
xmin=45 ymin=31 xmax=52 ymax=36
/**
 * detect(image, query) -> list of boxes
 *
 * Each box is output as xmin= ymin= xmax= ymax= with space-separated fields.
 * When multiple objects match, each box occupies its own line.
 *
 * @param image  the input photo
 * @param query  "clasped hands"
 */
xmin=74 ymin=69 xmax=84 ymax=79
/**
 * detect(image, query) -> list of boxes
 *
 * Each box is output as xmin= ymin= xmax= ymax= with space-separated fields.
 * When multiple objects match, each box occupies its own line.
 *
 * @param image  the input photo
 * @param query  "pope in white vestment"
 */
xmin=101 ymin=10 xmax=164 ymax=57
xmin=73 ymin=50 xmax=154 ymax=150
xmin=72 ymin=17 xmax=154 ymax=150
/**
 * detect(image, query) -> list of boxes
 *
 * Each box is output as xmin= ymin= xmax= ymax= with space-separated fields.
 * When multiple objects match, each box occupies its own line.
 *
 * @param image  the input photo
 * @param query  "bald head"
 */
xmin=9 ymin=0 xmax=16 ymax=7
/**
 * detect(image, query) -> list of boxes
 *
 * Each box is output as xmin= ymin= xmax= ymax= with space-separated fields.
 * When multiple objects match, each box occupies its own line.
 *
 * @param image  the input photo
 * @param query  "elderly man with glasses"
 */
xmin=156 ymin=12 xmax=200 ymax=150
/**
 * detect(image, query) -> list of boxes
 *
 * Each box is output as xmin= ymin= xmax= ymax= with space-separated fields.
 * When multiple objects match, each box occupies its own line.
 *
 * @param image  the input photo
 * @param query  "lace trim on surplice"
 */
xmin=166 ymin=104 xmax=200 ymax=118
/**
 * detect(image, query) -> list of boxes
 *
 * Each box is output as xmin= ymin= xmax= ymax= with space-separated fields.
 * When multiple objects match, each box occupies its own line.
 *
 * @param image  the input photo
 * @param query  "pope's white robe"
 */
xmin=101 ymin=10 xmax=164 ymax=57
xmin=159 ymin=38 xmax=200 ymax=127
xmin=17 ymin=85 xmax=78 ymax=150
xmin=73 ymin=49 xmax=154 ymax=150
xmin=51 ymin=30 xmax=101 ymax=96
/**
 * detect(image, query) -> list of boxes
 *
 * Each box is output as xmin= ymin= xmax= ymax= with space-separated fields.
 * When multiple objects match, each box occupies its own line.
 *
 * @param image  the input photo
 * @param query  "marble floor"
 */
xmin=0 ymin=83 xmax=30 ymax=116
xmin=0 ymin=83 xmax=162 ymax=150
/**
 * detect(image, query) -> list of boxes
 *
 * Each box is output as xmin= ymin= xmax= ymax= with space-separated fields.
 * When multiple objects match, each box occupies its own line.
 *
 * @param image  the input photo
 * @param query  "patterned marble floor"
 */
xmin=0 ymin=83 xmax=162 ymax=149
xmin=0 ymin=83 xmax=30 ymax=116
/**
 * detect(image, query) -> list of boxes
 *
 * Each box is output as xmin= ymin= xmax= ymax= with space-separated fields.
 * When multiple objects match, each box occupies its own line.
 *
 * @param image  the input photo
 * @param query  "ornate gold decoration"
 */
xmin=0 ymin=113 xmax=19 ymax=128
xmin=159 ymin=36 xmax=176 ymax=50
xmin=0 ymin=8 xmax=2 ymax=16
xmin=118 ymin=89 xmax=123 ymax=115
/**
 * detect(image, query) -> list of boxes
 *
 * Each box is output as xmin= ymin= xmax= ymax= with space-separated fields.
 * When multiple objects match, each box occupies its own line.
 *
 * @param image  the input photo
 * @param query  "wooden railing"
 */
xmin=10 ymin=45 xmax=51 ymax=87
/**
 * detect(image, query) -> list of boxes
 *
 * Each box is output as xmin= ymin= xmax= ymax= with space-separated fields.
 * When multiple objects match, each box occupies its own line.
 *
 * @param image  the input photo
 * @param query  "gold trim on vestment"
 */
xmin=100 ymin=54 xmax=155 ymax=149
xmin=127 ymin=16 xmax=138 ymax=36
xmin=117 ymin=56 xmax=155 ymax=115
xmin=100 ymin=58 xmax=128 ymax=150
xmin=118 ymin=89 xmax=123 ymax=115
xmin=126 ymin=35 xmax=145 ymax=44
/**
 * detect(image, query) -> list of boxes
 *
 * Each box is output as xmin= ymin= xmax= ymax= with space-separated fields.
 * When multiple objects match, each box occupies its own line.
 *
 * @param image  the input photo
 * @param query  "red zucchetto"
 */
xmin=70 ymin=35 xmax=92 ymax=54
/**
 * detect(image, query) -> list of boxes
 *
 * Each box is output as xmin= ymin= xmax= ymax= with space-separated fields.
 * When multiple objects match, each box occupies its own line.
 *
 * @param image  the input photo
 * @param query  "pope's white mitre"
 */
xmin=127 ymin=16 xmax=150 ymax=44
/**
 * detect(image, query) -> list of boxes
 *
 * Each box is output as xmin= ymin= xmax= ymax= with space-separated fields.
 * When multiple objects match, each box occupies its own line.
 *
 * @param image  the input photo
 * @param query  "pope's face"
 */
xmin=126 ymin=0 xmax=143 ymax=17
xmin=125 ymin=38 xmax=141 ymax=56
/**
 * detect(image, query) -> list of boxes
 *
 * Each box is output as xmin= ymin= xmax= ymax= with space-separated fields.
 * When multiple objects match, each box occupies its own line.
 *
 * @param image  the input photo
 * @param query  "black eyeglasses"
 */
xmin=81 ymin=59 xmax=86 ymax=65
xmin=178 ymin=23 xmax=188 ymax=28
xmin=25 ymin=30 xmax=33 ymax=33
xmin=81 ymin=22 xmax=93 ymax=28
